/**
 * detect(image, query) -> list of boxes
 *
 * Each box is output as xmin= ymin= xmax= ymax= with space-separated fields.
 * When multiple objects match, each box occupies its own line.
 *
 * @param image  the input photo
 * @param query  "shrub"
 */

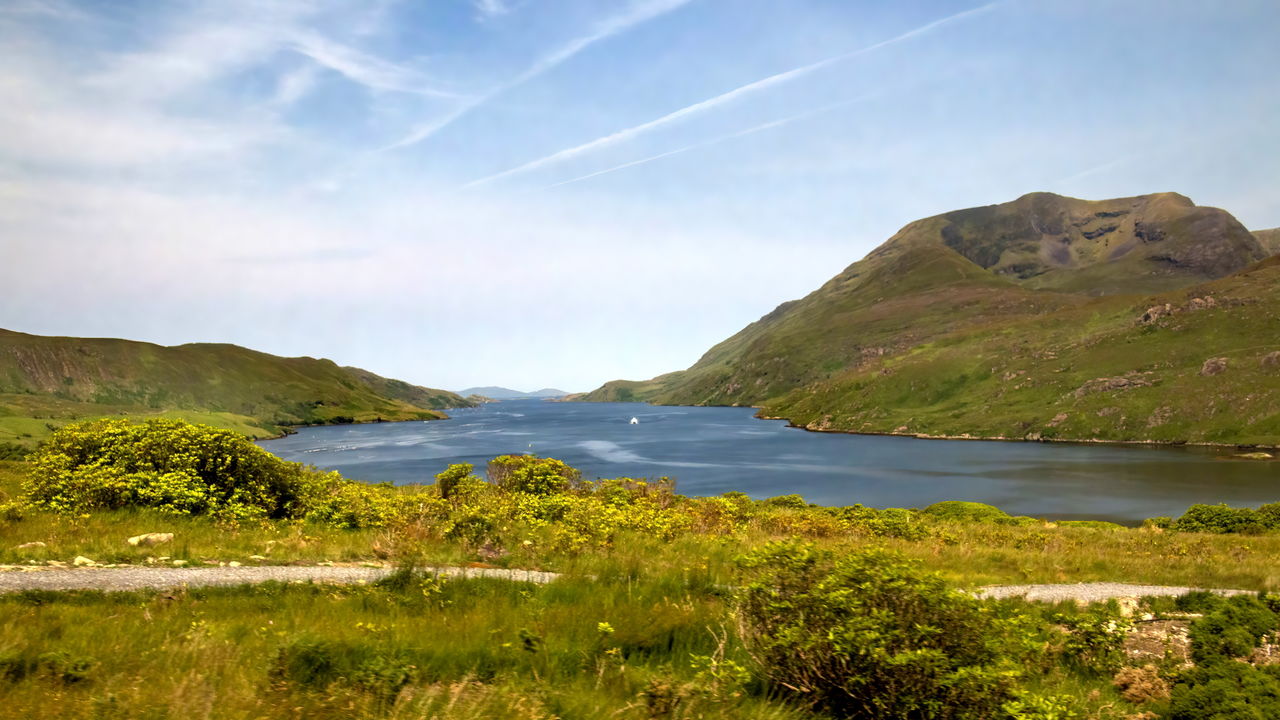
xmin=1054 ymin=607 xmax=1131 ymax=675
xmin=1169 ymin=661 xmax=1280 ymax=719
xmin=1188 ymin=594 xmax=1278 ymax=666
xmin=25 ymin=419 xmax=336 ymax=520
xmin=486 ymin=455 xmax=580 ymax=495
xmin=271 ymin=638 xmax=415 ymax=701
xmin=923 ymin=501 xmax=1011 ymax=523
xmin=434 ymin=463 xmax=476 ymax=500
xmin=736 ymin=542 xmax=1018 ymax=718
xmin=1170 ymin=504 xmax=1271 ymax=534
xmin=762 ymin=494 xmax=808 ymax=509
xmin=1113 ymin=664 xmax=1171 ymax=703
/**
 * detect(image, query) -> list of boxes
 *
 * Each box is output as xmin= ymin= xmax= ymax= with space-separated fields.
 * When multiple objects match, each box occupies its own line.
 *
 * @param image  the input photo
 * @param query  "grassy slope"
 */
xmin=1256 ymin=227 xmax=1280 ymax=255
xmin=766 ymin=256 xmax=1280 ymax=445
xmin=583 ymin=193 xmax=1275 ymax=444
xmin=0 ymin=330 xmax=472 ymax=445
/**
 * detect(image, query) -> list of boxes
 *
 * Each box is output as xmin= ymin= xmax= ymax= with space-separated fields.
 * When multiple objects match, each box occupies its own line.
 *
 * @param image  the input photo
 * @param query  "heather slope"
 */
xmin=0 ymin=329 xmax=471 ymax=445
xmin=766 ymin=256 xmax=1280 ymax=445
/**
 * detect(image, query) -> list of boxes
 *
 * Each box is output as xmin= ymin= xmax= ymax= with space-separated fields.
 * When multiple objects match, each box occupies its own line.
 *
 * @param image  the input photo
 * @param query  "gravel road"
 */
xmin=0 ymin=568 xmax=1252 ymax=601
xmin=976 ymin=583 xmax=1251 ymax=603
xmin=0 ymin=565 xmax=560 ymax=593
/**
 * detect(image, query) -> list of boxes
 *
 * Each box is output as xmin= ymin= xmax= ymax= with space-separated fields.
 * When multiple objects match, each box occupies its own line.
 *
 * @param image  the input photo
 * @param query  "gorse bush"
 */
xmin=736 ymin=542 xmax=1019 ymax=719
xmin=486 ymin=454 xmax=580 ymax=495
xmin=1152 ymin=503 xmax=1280 ymax=534
xmin=25 ymin=419 xmax=339 ymax=521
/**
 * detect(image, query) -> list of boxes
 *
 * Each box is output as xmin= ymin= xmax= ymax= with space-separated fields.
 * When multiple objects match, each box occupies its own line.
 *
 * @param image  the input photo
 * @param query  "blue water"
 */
xmin=259 ymin=400 xmax=1278 ymax=524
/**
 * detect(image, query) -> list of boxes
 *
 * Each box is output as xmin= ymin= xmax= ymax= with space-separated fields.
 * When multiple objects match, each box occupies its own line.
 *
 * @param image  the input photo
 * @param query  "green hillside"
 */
xmin=583 ymin=192 xmax=1278 ymax=445
xmin=0 ymin=330 xmax=472 ymax=447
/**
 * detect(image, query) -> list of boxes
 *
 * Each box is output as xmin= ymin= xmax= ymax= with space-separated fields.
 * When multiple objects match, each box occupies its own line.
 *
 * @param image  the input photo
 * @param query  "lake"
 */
xmin=259 ymin=400 xmax=1278 ymax=525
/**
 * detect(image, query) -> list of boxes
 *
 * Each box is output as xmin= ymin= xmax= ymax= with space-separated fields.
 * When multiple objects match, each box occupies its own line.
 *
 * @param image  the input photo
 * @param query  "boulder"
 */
xmin=127 ymin=532 xmax=174 ymax=548
xmin=14 ymin=541 xmax=46 ymax=550
xmin=1200 ymin=357 xmax=1229 ymax=376
xmin=1263 ymin=351 xmax=1280 ymax=369
xmin=72 ymin=556 xmax=95 ymax=567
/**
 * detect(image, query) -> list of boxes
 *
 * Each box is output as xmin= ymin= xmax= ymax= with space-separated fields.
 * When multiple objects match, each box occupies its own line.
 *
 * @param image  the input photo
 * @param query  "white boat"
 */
xmin=629 ymin=417 xmax=639 ymax=425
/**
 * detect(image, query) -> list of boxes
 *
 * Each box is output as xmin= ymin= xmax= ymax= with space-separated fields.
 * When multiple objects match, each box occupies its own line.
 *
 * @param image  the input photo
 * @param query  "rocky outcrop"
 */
xmin=1074 ymin=374 xmax=1154 ymax=398
xmin=1200 ymin=357 xmax=1229 ymax=376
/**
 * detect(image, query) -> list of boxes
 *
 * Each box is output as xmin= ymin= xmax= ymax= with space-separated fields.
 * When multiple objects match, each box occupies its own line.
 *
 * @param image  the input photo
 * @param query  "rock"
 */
xmin=127 ymin=532 xmax=174 ymax=547
xmin=1138 ymin=303 xmax=1173 ymax=323
xmin=249 ymin=555 xmax=266 ymax=561
xmin=14 ymin=541 xmax=46 ymax=550
xmin=1238 ymin=452 xmax=1273 ymax=460
xmin=1074 ymin=375 xmax=1154 ymax=397
xmin=171 ymin=559 xmax=188 ymax=567
xmin=1200 ymin=357 xmax=1229 ymax=376
xmin=228 ymin=561 xmax=242 ymax=568
xmin=1046 ymin=413 xmax=1069 ymax=428
xmin=1262 ymin=351 xmax=1280 ymax=369
xmin=72 ymin=556 xmax=95 ymax=567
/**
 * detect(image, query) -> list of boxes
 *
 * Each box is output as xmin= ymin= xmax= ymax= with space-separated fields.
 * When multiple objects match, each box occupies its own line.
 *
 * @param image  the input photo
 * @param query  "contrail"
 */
xmin=379 ymin=0 xmax=696 ymax=152
xmin=462 ymin=2 xmax=1000 ymax=188
xmin=541 ymin=96 xmax=874 ymax=190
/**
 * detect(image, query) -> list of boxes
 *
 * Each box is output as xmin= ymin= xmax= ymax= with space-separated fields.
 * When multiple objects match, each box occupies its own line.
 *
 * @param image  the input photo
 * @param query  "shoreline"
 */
xmin=755 ymin=412 xmax=1278 ymax=453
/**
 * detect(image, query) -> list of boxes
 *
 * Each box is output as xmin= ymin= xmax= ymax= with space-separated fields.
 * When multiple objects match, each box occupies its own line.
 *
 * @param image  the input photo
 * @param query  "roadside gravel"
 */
xmin=976 ymin=582 xmax=1252 ymax=603
xmin=0 ymin=565 xmax=560 ymax=593
xmin=0 ymin=568 xmax=1252 ymax=601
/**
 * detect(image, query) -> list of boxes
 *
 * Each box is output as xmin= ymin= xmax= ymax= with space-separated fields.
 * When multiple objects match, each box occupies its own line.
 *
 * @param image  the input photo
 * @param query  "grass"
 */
xmin=4 ymin=452 xmax=1280 ymax=718
xmin=4 ymin=459 xmax=1279 ymax=591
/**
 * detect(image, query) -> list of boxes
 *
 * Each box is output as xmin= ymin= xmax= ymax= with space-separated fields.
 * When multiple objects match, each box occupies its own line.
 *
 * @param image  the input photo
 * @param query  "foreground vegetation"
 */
xmin=1 ymin=419 xmax=1279 ymax=718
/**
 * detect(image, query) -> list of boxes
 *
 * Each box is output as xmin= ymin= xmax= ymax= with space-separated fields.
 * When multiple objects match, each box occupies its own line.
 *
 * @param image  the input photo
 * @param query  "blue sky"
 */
xmin=2 ymin=0 xmax=1277 ymax=392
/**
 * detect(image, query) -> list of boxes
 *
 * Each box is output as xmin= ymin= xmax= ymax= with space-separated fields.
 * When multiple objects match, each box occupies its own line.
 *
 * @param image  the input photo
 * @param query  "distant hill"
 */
xmin=0 ymin=329 xmax=473 ymax=446
xmin=1255 ymin=228 xmax=1280 ymax=255
xmin=457 ymin=386 xmax=570 ymax=399
xmin=583 ymin=192 xmax=1278 ymax=446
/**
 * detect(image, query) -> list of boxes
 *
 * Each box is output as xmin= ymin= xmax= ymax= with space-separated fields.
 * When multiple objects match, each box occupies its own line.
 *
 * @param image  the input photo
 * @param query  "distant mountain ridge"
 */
xmin=0 ymin=329 xmax=472 ymax=446
xmin=458 ymin=386 xmax=570 ymax=400
xmin=582 ymin=192 xmax=1279 ymax=446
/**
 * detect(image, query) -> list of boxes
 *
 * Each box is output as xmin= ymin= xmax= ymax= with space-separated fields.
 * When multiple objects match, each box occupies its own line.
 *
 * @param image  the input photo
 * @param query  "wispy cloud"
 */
xmin=379 ymin=0 xmax=695 ymax=152
xmin=290 ymin=33 xmax=464 ymax=99
xmin=472 ymin=0 xmax=513 ymax=20
xmin=463 ymin=2 xmax=1000 ymax=189
xmin=542 ymin=97 xmax=875 ymax=190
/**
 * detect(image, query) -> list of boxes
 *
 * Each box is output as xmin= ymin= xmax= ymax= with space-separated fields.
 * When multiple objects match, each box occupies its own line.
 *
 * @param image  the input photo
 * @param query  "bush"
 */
xmin=271 ymin=638 xmax=415 ymax=701
xmin=434 ymin=463 xmax=476 ymax=500
xmin=737 ymin=542 xmax=1018 ymax=718
xmin=923 ymin=501 xmax=1011 ymax=523
xmin=1169 ymin=661 xmax=1280 ymax=719
xmin=486 ymin=455 xmax=580 ymax=495
xmin=1188 ymin=594 xmax=1278 ymax=666
xmin=1054 ymin=607 xmax=1131 ymax=675
xmin=1169 ymin=504 xmax=1273 ymax=534
xmin=0 ymin=442 xmax=29 ymax=461
xmin=15 ymin=418 xmax=438 ymax=527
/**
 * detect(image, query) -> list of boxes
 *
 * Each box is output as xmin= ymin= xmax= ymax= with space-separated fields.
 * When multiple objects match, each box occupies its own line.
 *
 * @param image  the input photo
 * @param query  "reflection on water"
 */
xmin=259 ymin=400 xmax=1278 ymax=525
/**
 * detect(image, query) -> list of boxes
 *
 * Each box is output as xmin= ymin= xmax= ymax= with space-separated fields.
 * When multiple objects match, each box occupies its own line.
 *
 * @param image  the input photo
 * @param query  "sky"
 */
xmin=2 ymin=0 xmax=1277 ymax=393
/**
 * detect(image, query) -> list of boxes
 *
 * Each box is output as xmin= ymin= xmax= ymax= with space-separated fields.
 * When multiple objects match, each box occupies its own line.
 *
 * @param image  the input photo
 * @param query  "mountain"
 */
xmin=457 ymin=386 xmax=570 ymax=399
xmin=0 ymin=329 xmax=473 ymax=446
xmin=1255 ymin=228 xmax=1280 ymax=255
xmin=583 ymin=192 xmax=1278 ymax=445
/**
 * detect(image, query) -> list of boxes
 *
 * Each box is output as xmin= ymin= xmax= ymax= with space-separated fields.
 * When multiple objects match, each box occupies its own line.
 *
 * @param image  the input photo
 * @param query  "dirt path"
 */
xmin=0 ymin=565 xmax=560 ymax=593
xmin=976 ymin=582 xmax=1251 ymax=603
xmin=0 ymin=567 xmax=1255 ymax=600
